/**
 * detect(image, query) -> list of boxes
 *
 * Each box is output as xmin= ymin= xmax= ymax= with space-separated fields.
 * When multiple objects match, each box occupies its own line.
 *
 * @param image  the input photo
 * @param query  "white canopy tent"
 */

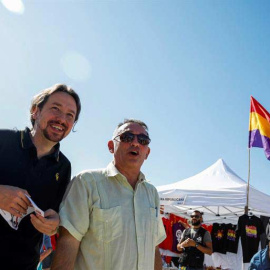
xmin=157 ymin=159 xmax=270 ymax=224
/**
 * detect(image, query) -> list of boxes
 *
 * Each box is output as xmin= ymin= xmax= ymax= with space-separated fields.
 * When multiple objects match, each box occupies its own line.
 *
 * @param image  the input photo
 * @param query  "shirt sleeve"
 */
xmin=153 ymin=187 xmax=166 ymax=245
xmin=203 ymin=230 xmax=212 ymax=243
xmin=157 ymin=214 xmax=167 ymax=245
xmin=59 ymin=173 xmax=92 ymax=242
xmin=259 ymin=218 xmax=264 ymax=236
xmin=236 ymin=216 xmax=242 ymax=235
xmin=248 ymin=257 xmax=258 ymax=270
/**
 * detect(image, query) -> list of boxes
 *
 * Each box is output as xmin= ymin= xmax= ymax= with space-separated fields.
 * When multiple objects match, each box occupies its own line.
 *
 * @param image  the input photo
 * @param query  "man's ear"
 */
xmin=31 ymin=106 xmax=39 ymax=120
xmin=145 ymin=147 xmax=151 ymax=160
xmin=108 ymin=140 xmax=114 ymax=153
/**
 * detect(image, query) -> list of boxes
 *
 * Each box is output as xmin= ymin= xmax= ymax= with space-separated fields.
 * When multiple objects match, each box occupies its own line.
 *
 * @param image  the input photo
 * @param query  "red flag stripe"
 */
xmin=250 ymin=96 xmax=270 ymax=124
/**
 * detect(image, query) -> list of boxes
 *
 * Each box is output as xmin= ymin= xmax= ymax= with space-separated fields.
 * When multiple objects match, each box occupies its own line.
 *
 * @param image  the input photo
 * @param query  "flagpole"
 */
xmin=245 ymin=148 xmax=251 ymax=215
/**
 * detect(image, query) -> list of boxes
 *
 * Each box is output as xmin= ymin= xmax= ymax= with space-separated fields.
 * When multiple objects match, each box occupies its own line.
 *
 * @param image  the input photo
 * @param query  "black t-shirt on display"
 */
xmin=211 ymin=223 xmax=227 ymax=254
xmin=236 ymin=214 xmax=263 ymax=263
xmin=225 ymin=223 xmax=239 ymax=254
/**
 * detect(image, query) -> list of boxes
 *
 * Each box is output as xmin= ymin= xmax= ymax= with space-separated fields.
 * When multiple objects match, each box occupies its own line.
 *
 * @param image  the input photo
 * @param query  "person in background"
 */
xmin=0 ymin=83 xmax=81 ymax=270
xmin=38 ymin=234 xmax=53 ymax=270
xmin=249 ymin=241 xmax=270 ymax=270
xmin=51 ymin=119 xmax=166 ymax=270
xmin=177 ymin=210 xmax=213 ymax=270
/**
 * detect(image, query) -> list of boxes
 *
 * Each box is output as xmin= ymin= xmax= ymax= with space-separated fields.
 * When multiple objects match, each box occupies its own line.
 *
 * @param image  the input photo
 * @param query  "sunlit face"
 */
xmin=190 ymin=212 xmax=202 ymax=226
xmin=32 ymin=92 xmax=77 ymax=143
xmin=108 ymin=123 xmax=151 ymax=171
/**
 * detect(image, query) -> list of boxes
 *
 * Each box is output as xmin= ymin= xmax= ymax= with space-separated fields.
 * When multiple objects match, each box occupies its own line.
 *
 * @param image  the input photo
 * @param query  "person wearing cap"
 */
xmin=51 ymin=119 xmax=166 ymax=270
xmin=177 ymin=210 xmax=213 ymax=270
xmin=0 ymin=84 xmax=81 ymax=270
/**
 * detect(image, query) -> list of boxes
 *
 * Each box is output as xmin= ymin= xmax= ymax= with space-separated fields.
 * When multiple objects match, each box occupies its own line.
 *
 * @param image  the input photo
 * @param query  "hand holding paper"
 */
xmin=0 ymin=185 xmax=31 ymax=217
xmin=30 ymin=208 xmax=59 ymax=235
xmin=0 ymin=190 xmax=45 ymax=230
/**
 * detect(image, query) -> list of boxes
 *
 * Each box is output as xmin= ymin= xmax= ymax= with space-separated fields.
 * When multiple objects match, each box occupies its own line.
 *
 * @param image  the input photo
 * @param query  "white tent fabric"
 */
xmin=157 ymin=159 xmax=269 ymax=270
xmin=157 ymin=158 xmax=270 ymax=224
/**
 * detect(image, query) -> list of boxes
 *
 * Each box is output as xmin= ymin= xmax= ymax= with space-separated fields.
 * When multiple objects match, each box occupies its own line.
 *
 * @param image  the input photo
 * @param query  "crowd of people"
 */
xmin=0 ymin=83 xmax=269 ymax=270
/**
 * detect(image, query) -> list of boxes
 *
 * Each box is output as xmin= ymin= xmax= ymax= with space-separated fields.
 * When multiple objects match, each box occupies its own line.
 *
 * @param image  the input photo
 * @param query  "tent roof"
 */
xmin=159 ymin=158 xmax=246 ymax=191
xmin=157 ymin=159 xmax=270 ymax=224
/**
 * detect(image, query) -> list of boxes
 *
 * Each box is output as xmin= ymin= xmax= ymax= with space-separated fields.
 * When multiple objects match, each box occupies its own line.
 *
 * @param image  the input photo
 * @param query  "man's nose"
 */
xmin=131 ymin=135 xmax=140 ymax=146
xmin=55 ymin=111 xmax=67 ymax=123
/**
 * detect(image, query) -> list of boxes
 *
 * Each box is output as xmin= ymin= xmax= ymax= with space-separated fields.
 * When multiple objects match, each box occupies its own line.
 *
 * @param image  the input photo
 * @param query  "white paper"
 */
xmin=0 ymin=207 xmax=34 ymax=230
xmin=25 ymin=194 xmax=44 ymax=217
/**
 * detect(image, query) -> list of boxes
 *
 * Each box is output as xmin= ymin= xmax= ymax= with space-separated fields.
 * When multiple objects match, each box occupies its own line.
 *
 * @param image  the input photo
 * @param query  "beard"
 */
xmin=192 ymin=220 xmax=201 ymax=226
xmin=43 ymin=128 xmax=65 ymax=142
xmin=41 ymin=120 xmax=67 ymax=142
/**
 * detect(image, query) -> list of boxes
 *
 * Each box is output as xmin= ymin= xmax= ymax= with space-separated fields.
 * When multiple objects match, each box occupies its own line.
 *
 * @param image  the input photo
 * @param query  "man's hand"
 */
xmin=30 ymin=209 xmax=59 ymax=235
xmin=0 ymin=185 xmax=31 ymax=217
xmin=181 ymin=238 xmax=196 ymax=248
xmin=179 ymin=238 xmax=213 ymax=255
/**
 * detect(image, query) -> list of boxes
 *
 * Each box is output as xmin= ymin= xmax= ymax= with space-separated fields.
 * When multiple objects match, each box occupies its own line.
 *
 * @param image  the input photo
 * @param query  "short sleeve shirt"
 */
xmin=60 ymin=162 xmax=166 ymax=270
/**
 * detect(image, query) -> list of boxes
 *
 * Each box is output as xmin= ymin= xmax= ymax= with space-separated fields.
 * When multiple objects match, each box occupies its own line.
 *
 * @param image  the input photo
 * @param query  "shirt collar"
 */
xmin=20 ymin=127 xmax=60 ymax=161
xmin=105 ymin=162 xmax=146 ymax=183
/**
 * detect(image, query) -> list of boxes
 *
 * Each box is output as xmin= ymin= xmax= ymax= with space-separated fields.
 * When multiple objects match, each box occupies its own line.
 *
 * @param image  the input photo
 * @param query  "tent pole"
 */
xmin=245 ymin=148 xmax=251 ymax=215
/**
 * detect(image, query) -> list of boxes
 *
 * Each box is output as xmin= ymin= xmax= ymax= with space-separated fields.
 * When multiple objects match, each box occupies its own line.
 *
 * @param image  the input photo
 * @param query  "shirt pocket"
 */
xmin=91 ymin=205 xmax=122 ymax=243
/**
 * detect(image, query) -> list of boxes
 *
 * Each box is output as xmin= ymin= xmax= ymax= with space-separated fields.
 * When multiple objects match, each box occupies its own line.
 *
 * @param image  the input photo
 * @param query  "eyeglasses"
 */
xmin=190 ymin=215 xmax=200 ymax=219
xmin=114 ymin=131 xmax=151 ymax=146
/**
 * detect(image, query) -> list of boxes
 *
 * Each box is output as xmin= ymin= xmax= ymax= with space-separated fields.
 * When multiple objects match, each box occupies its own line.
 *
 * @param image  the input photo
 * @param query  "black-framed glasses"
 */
xmin=190 ymin=215 xmax=200 ymax=219
xmin=114 ymin=131 xmax=151 ymax=146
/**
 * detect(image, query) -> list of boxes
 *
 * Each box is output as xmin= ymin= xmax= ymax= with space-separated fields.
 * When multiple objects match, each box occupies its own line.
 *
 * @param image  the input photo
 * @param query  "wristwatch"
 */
xmin=195 ymin=243 xmax=199 ymax=248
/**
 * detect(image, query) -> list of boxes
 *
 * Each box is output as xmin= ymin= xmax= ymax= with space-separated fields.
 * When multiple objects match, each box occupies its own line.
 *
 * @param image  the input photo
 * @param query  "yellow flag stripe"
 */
xmin=249 ymin=112 xmax=270 ymax=139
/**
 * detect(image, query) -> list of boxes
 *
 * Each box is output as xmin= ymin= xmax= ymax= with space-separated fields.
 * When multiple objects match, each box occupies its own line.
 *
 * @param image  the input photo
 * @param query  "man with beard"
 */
xmin=177 ymin=210 xmax=213 ymax=270
xmin=0 ymin=84 xmax=81 ymax=270
xmin=51 ymin=119 xmax=166 ymax=270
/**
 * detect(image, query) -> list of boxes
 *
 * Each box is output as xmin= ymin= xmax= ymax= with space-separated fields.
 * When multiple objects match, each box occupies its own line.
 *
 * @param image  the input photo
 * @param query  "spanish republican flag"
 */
xmin=249 ymin=96 xmax=270 ymax=160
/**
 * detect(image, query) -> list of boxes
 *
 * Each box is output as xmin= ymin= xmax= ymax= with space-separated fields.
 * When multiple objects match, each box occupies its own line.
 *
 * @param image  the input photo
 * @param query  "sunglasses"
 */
xmin=114 ymin=131 xmax=151 ymax=146
xmin=190 ymin=215 xmax=200 ymax=219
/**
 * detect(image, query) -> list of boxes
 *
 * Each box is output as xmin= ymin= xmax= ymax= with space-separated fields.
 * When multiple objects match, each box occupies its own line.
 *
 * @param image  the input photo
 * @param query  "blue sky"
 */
xmin=1 ymin=0 xmax=270 ymax=195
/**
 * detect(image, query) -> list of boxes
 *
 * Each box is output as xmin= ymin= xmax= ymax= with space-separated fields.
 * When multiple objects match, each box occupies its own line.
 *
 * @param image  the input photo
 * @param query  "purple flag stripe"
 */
xmin=249 ymin=129 xmax=270 ymax=160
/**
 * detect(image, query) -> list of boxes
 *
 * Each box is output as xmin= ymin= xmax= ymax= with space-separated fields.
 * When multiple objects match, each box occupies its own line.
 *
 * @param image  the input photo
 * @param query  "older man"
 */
xmin=51 ymin=119 xmax=166 ymax=270
xmin=0 ymin=84 xmax=81 ymax=270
